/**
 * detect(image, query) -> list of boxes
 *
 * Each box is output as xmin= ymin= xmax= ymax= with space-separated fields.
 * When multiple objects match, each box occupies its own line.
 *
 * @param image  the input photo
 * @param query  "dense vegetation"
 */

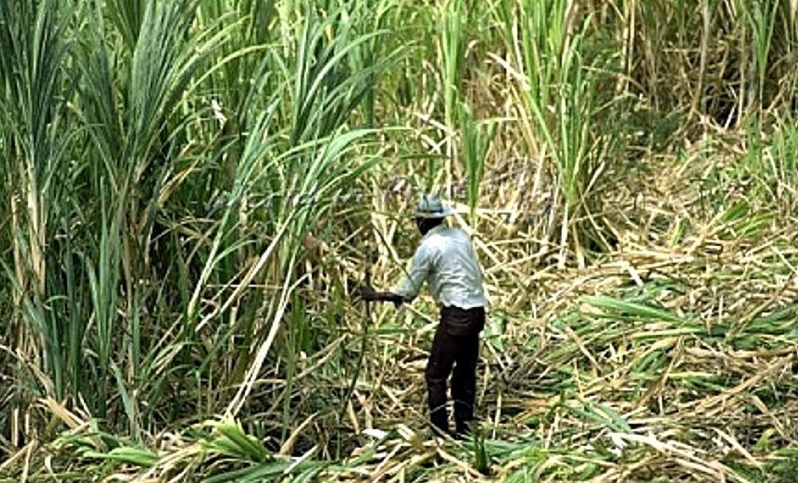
xmin=2 ymin=0 xmax=798 ymax=481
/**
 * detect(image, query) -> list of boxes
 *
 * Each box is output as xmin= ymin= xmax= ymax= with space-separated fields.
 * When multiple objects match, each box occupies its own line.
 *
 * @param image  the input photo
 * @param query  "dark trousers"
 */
xmin=424 ymin=305 xmax=485 ymax=436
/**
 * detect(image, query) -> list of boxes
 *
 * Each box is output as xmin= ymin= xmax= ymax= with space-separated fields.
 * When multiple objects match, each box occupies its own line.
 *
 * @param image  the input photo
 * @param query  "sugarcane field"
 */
xmin=4 ymin=0 xmax=798 ymax=481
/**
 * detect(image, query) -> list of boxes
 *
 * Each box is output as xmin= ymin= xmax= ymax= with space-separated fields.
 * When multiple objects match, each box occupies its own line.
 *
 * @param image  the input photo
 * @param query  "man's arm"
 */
xmin=360 ymin=244 xmax=433 ymax=306
xmin=360 ymin=287 xmax=404 ymax=306
xmin=389 ymin=243 xmax=434 ymax=303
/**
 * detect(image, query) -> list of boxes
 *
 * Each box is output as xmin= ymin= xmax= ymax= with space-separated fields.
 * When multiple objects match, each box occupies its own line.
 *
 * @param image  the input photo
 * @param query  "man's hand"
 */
xmin=355 ymin=285 xmax=403 ymax=307
xmin=353 ymin=283 xmax=379 ymax=301
xmin=360 ymin=285 xmax=379 ymax=302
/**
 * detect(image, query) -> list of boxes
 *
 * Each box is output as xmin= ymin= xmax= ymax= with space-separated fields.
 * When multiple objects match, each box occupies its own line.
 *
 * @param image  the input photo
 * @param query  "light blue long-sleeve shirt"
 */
xmin=392 ymin=225 xmax=487 ymax=309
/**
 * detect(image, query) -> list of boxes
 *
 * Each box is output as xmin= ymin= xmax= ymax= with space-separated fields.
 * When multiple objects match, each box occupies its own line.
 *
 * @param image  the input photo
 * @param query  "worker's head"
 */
xmin=413 ymin=194 xmax=452 ymax=235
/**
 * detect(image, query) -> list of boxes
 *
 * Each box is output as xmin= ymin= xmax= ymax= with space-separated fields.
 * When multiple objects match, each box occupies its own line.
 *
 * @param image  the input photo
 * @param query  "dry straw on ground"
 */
xmin=198 ymin=138 xmax=796 ymax=482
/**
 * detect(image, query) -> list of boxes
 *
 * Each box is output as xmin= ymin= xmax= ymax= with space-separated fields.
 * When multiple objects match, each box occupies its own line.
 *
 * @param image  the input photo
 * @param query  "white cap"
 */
xmin=414 ymin=194 xmax=453 ymax=219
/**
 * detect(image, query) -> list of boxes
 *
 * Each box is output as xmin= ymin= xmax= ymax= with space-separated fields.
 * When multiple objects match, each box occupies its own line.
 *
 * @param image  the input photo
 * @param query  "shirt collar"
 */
xmin=422 ymin=224 xmax=447 ymax=240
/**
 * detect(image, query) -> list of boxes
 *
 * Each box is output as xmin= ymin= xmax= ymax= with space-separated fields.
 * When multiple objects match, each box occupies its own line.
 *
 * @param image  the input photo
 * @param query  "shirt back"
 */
xmin=393 ymin=225 xmax=487 ymax=309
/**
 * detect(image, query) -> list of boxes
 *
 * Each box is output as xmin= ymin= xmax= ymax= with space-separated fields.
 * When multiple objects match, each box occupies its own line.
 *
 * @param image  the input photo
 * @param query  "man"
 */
xmin=362 ymin=194 xmax=488 ymax=438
